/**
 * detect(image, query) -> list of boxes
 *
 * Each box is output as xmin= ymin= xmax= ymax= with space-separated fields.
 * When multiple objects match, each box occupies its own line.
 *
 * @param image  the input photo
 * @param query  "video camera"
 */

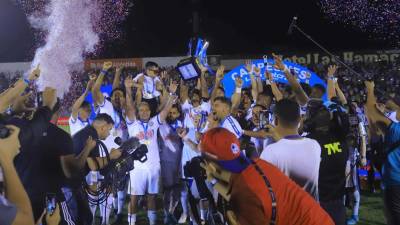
xmin=111 ymin=137 xmax=148 ymax=178
xmin=183 ymin=156 xmax=225 ymax=225
xmin=86 ymin=137 xmax=148 ymax=204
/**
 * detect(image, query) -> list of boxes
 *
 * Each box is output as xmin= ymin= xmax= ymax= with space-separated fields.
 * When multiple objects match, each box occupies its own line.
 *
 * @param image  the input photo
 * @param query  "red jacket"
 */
xmin=229 ymin=159 xmax=334 ymax=225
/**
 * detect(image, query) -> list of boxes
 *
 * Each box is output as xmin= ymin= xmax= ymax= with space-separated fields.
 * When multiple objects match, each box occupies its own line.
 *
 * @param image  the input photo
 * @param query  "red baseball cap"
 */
xmin=200 ymin=128 xmax=249 ymax=173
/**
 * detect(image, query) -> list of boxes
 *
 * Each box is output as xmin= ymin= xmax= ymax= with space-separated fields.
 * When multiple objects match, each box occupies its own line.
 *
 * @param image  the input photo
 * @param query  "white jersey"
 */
xmin=261 ymin=137 xmax=321 ymax=200
xmin=97 ymin=97 xmax=127 ymax=151
xmin=127 ymin=115 xmax=162 ymax=169
xmin=69 ymin=116 xmax=89 ymax=136
xmin=220 ymin=115 xmax=243 ymax=138
xmin=200 ymin=115 xmax=243 ymax=138
xmin=181 ymin=128 xmax=201 ymax=178
xmin=133 ymin=73 xmax=161 ymax=99
xmin=159 ymin=120 xmax=184 ymax=163
xmin=182 ymin=100 xmax=211 ymax=129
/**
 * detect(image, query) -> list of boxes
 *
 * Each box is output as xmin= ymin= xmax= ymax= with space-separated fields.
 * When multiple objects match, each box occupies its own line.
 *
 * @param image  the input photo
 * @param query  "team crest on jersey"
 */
xmin=149 ymin=121 xmax=154 ymax=127
xmin=231 ymin=143 xmax=240 ymax=154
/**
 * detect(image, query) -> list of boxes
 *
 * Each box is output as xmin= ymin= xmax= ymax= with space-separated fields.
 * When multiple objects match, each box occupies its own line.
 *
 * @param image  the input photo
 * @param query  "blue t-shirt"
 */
xmin=383 ymin=122 xmax=400 ymax=187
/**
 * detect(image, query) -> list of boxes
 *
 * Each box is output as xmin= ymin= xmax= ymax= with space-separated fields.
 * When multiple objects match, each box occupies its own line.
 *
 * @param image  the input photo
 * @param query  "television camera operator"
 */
xmin=303 ymin=98 xmax=350 ymax=225
xmin=67 ymin=113 xmax=123 ymax=225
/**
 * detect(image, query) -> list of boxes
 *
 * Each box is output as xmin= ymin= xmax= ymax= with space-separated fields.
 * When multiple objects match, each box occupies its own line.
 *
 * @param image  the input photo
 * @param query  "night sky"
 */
xmin=0 ymin=0 xmax=392 ymax=62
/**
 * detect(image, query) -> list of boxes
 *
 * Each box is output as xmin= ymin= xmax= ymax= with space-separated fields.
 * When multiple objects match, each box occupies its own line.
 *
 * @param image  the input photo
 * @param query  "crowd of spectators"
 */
xmin=2 ymin=60 xmax=399 ymax=116
xmin=1 ymin=53 xmax=400 ymax=225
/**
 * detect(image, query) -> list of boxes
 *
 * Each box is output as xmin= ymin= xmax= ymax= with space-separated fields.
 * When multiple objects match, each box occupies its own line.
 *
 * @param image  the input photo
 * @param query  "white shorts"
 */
xmin=129 ymin=166 xmax=160 ymax=195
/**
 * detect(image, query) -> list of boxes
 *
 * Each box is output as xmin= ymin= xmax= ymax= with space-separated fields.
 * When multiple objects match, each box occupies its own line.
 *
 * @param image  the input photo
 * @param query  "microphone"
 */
xmin=287 ymin=16 xmax=298 ymax=35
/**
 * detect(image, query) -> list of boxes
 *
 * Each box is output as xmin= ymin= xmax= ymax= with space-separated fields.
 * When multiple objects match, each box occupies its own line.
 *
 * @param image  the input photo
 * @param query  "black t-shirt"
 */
xmin=307 ymin=124 xmax=349 ymax=202
xmin=15 ymin=123 xmax=73 ymax=201
xmin=71 ymin=125 xmax=107 ymax=186
xmin=72 ymin=125 xmax=102 ymax=158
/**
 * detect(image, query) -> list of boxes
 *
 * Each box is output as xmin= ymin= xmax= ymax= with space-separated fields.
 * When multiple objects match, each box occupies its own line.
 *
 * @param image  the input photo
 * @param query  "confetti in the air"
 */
xmin=13 ymin=0 xmax=132 ymax=97
xmin=320 ymin=0 xmax=400 ymax=44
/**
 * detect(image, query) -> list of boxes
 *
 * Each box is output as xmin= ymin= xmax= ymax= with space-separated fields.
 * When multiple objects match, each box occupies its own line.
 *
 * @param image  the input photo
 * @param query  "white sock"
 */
xmin=128 ymin=214 xmax=136 ymax=225
xmin=148 ymin=210 xmax=157 ymax=225
xmin=100 ymin=196 xmax=113 ymax=225
xmin=113 ymin=193 xmax=118 ymax=210
xmin=117 ymin=191 xmax=126 ymax=215
xmin=88 ymin=194 xmax=98 ymax=220
xmin=180 ymin=190 xmax=189 ymax=215
xmin=200 ymin=209 xmax=206 ymax=220
xmin=353 ymin=190 xmax=361 ymax=216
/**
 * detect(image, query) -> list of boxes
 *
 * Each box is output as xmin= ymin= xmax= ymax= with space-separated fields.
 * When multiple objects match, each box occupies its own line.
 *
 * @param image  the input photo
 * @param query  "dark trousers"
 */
xmin=62 ymin=187 xmax=93 ymax=225
xmin=320 ymin=199 xmax=346 ymax=225
xmin=384 ymin=185 xmax=400 ymax=225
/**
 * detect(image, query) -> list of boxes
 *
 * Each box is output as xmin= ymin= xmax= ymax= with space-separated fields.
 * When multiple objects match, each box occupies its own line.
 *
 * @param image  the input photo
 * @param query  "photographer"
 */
xmin=242 ymin=104 xmax=272 ymax=157
xmin=69 ymin=113 xmax=122 ymax=225
xmin=199 ymin=128 xmax=334 ymax=225
xmin=0 ymin=125 xmax=34 ymax=225
xmin=304 ymin=98 xmax=349 ymax=225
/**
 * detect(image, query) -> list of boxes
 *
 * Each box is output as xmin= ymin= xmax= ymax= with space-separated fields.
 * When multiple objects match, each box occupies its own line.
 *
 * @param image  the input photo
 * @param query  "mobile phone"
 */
xmin=45 ymin=193 xmax=56 ymax=215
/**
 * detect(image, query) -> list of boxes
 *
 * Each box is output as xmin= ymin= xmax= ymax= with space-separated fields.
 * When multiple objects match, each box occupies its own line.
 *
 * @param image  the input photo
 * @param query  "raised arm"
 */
xmin=0 ymin=65 xmax=40 ymax=113
xmin=273 ymin=53 xmax=308 ymax=105
xmin=200 ymin=71 xmax=210 ymax=99
xmin=124 ymin=76 xmax=136 ymax=121
xmin=211 ymin=65 xmax=225 ymax=102
xmin=255 ymin=67 xmax=264 ymax=94
xmin=93 ymin=61 xmax=113 ymax=106
xmin=134 ymin=75 xmax=144 ymax=107
xmin=245 ymin=60 xmax=259 ymax=101
xmin=364 ymin=81 xmax=391 ymax=128
xmin=71 ymin=77 xmax=95 ymax=120
xmin=335 ymin=81 xmax=348 ymax=105
xmin=159 ymin=81 xmax=179 ymax=123
xmin=327 ymin=65 xmax=338 ymax=101
xmin=359 ymin=122 xmax=367 ymax=166
xmin=231 ymin=77 xmax=243 ymax=110
xmin=157 ymin=79 xmax=168 ymax=112
xmin=180 ymin=79 xmax=189 ymax=103
xmin=266 ymin=71 xmax=283 ymax=101
xmin=112 ymin=65 xmax=123 ymax=90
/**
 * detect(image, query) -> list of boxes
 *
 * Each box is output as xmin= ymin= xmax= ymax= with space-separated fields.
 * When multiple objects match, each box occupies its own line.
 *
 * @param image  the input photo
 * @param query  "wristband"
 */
xmin=328 ymin=77 xmax=335 ymax=81
xmin=210 ymin=178 xmax=218 ymax=186
xmin=23 ymin=78 xmax=30 ymax=85
xmin=235 ymin=88 xmax=242 ymax=93
xmin=100 ymin=70 xmax=109 ymax=75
